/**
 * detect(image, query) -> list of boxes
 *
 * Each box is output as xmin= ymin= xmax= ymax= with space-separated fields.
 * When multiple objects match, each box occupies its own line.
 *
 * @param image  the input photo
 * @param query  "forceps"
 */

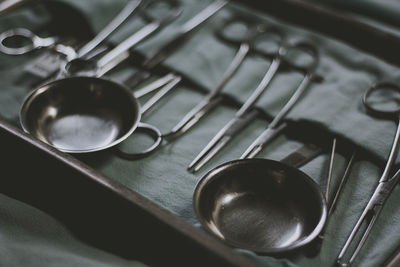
xmin=62 ymin=0 xmax=182 ymax=77
xmin=124 ymin=0 xmax=229 ymax=88
xmin=325 ymin=139 xmax=357 ymax=216
xmin=241 ymin=43 xmax=318 ymax=158
xmin=163 ymin=16 xmax=282 ymax=138
xmin=49 ymin=0 xmax=182 ymax=82
xmin=336 ymin=82 xmax=400 ymax=266
xmin=188 ymin=41 xmax=319 ymax=172
xmin=0 ymin=0 xmax=143 ymax=58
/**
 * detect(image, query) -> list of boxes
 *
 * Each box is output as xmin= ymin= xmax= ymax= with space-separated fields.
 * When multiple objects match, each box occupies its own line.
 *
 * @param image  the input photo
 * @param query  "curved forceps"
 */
xmin=188 ymin=40 xmax=321 ymax=172
xmin=163 ymin=16 xmax=280 ymax=139
xmin=0 ymin=0 xmax=143 ymax=58
xmin=187 ymin=25 xmax=290 ymax=172
xmin=62 ymin=0 xmax=182 ymax=78
xmin=241 ymin=43 xmax=319 ymax=158
xmin=336 ymin=82 xmax=400 ymax=266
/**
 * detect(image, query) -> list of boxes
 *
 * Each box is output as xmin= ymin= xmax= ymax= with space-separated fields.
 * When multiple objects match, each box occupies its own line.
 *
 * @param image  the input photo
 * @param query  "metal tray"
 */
xmin=1 ymin=0 xmax=399 ymax=266
xmin=0 ymin=120 xmax=257 ymax=267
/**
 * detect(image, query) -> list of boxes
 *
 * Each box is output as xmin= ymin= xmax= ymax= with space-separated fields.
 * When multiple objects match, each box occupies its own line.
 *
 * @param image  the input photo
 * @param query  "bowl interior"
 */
xmin=194 ymin=159 xmax=326 ymax=254
xmin=21 ymin=77 xmax=140 ymax=153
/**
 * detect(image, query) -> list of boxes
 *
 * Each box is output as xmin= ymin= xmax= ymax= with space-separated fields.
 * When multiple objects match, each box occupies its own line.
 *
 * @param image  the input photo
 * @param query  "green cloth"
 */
xmin=1 ymin=0 xmax=400 ymax=267
xmin=0 ymin=194 xmax=147 ymax=267
xmin=306 ymin=0 xmax=400 ymax=28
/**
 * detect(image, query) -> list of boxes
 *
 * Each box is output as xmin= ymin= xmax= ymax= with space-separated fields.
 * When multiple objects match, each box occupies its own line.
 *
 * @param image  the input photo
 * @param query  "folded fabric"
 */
xmin=307 ymin=0 xmax=400 ymax=30
xmin=130 ymin=0 xmax=400 ymax=162
xmin=0 ymin=193 xmax=147 ymax=267
xmin=1 ymin=1 xmax=400 ymax=267
xmin=2 ymin=0 xmax=398 ymax=162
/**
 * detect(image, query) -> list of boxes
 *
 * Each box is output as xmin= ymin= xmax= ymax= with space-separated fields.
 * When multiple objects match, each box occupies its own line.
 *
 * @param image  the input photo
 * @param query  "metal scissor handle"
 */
xmin=241 ymin=43 xmax=319 ymax=159
xmin=282 ymin=42 xmax=319 ymax=74
xmin=215 ymin=15 xmax=264 ymax=46
xmin=362 ymin=82 xmax=400 ymax=119
xmin=116 ymin=74 xmax=181 ymax=160
xmin=140 ymin=0 xmax=182 ymax=24
xmin=215 ymin=15 xmax=284 ymax=59
xmin=336 ymin=82 xmax=400 ymax=266
xmin=0 ymin=28 xmax=57 ymax=55
xmin=61 ymin=1 xmax=182 ymax=79
xmin=1 ymin=0 xmax=142 ymax=57
xmin=115 ymin=122 xmax=163 ymax=159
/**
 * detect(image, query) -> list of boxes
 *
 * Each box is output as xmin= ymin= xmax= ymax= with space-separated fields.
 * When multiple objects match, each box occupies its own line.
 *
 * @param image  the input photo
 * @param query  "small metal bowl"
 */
xmin=20 ymin=76 xmax=141 ymax=153
xmin=193 ymin=158 xmax=327 ymax=254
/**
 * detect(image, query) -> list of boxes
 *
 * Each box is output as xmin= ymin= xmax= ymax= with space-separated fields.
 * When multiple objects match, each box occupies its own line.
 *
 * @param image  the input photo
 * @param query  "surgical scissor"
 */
xmin=49 ymin=0 xmax=182 ymax=81
xmin=163 ymin=15 xmax=283 ymax=139
xmin=0 ymin=0 xmax=183 ymax=77
xmin=0 ymin=0 xmax=143 ymax=58
xmin=188 ymin=40 xmax=319 ymax=172
xmin=336 ymin=82 xmax=400 ymax=266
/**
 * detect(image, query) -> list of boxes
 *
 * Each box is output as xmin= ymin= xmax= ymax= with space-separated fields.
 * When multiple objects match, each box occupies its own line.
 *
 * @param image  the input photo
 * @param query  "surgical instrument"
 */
xmin=163 ymin=16 xmax=282 ymax=139
xmin=20 ymin=8 xmax=181 ymax=155
xmin=241 ymin=43 xmax=319 ymax=159
xmin=0 ymin=0 xmax=143 ymax=57
xmin=124 ymin=0 xmax=229 ymax=88
xmin=188 ymin=42 xmax=318 ymax=172
xmin=336 ymin=82 xmax=400 ymax=266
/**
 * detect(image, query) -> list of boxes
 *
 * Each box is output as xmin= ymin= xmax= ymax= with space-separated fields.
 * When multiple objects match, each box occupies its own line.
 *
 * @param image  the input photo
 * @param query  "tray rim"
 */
xmin=234 ymin=0 xmax=400 ymax=66
xmin=0 ymin=120 xmax=259 ymax=267
xmin=3 ymin=0 xmax=400 ymax=265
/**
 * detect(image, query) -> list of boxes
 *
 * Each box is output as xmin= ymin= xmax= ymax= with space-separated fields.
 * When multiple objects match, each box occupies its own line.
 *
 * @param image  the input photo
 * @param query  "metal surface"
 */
xmin=125 ymin=0 xmax=229 ymax=88
xmin=164 ymin=16 xmax=280 ymax=139
xmin=20 ymin=73 xmax=179 ymax=155
xmin=0 ymin=28 xmax=58 ymax=55
xmin=325 ymin=138 xmax=337 ymax=204
xmin=116 ymin=75 xmax=181 ymax=159
xmin=188 ymin=40 xmax=319 ymax=172
xmin=193 ymin=143 xmax=327 ymax=254
xmin=318 ymin=139 xmax=356 ymax=242
xmin=336 ymin=82 xmax=400 ymax=266
xmin=0 ymin=120 xmax=259 ymax=267
xmin=62 ymin=0 xmax=182 ymax=78
xmin=187 ymin=47 xmax=283 ymax=172
xmin=241 ymin=43 xmax=319 ymax=159
xmin=19 ymin=7 xmax=182 ymax=155
xmin=0 ymin=0 xmax=142 ymax=57
xmin=20 ymin=76 xmax=141 ymax=153
xmin=327 ymin=145 xmax=356 ymax=216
